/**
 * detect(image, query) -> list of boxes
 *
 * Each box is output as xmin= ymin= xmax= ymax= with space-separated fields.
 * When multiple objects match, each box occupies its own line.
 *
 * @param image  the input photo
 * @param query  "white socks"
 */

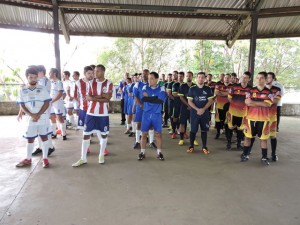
xmin=81 ymin=139 xmax=90 ymax=161
xmin=69 ymin=115 xmax=75 ymax=126
xmin=41 ymin=140 xmax=49 ymax=159
xmin=149 ymin=130 xmax=154 ymax=143
xmin=135 ymin=130 xmax=141 ymax=143
xmin=48 ymin=135 xmax=54 ymax=148
xmin=59 ymin=122 xmax=66 ymax=136
xmin=141 ymin=149 xmax=145 ymax=154
xmin=99 ymin=137 xmax=108 ymax=156
xmin=26 ymin=143 xmax=34 ymax=159
xmin=51 ymin=123 xmax=57 ymax=134
xmin=132 ymin=122 xmax=136 ymax=133
xmin=157 ymin=149 xmax=161 ymax=154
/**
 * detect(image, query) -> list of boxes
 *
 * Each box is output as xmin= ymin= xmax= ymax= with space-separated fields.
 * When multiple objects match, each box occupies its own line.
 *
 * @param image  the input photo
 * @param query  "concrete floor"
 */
xmin=0 ymin=114 xmax=299 ymax=225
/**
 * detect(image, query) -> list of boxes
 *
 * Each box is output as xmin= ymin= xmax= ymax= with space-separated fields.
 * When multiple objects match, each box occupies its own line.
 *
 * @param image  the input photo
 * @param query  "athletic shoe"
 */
xmin=72 ymin=159 xmax=87 ymax=167
xmin=261 ymin=157 xmax=270 ymax=165
xmin=178 ymin=140 xmax=184 ymax=145
xmin=171 ymin=133 xmax=176 ymax=139
xmin=87 ymin=148 xmax=90 ymax=154
xmin=202 ymin=148 xmax=210 ymax=155
xmin=133 ymin=142 xmax=141 ymax=149
xmin=226 ymin=143 xmax=231 ymax=151
xmin=42 ymin=158 xmax=49 ymax=168
xmin=124 ymin=130 xmax=130 ymax=134
xmin=99 ymin=155 xmax=105 ymax=164
xmin=187 ymin=146 xmax=194 ymax=153
xmin=194 ymin=140 xmax=199 ymax=146
xmin=138 ymin=152 xmax=145 ymax=160
xmin=51 ymin=134 xmax=57 ymax=139
xmin=128 ymin=132 xmax=135 ymax=137
xmin=184 ymin=133 xmax=189 ymax=139
xmin=63 ymin=135 xmax=67 ymax=141
xmin=48 ymin=147 xmax=55 ymax=156
xmin=32 ymin=148 xmax=42 ymax=156
xmin=16 ymin=159 xmax=32 ymax=167
xmin=240 ymin=154 xmax=249 ymax=162
xmin=168 ymin=130 xmax=173 ymax=134
xmin=157 ymin=152 xmax=164 ymax=160
xmin=149 ymin=142 xmax=157 ymax=149
xmin=272 ymin=155 xmax=278 ymax=162
xmin=168 ymin=125 xmax=172 ymax=130
xmin=215 ymin=133 xmax=220 ymax=139
xmin=104 ymin=149 xmax=108 ymax=156
xmin=120 ymin=121 xmax=125 ymax=125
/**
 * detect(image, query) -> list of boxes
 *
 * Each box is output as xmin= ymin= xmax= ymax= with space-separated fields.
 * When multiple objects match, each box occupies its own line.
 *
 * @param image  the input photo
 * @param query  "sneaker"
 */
xmin=187 ymin=146 xmax=194 ymax=153
xmin=51 ymin=134 xmax=57 ymax=139
xmin=99 ymin=155 xmax=105 ymax=164
xmin=149 ymin=142 xmax=157 ymax=149
xmin=171 ymin=133 xmax=176 ymax=139
xmin=104 ymin=149 xmax=108 ymax=156
xmin=72 ymin=159 xmax=87 ymax=167
xmin=272 ymin=155 xmax=278 ymax=162
xmin=128 ymin=132 xmax=135 ymax=137
xmin=87 ymin=148 xmax=90 ymax=154
xmin=32 ymin=148 xmax=42 ymax=156
xmin=194 ymin=140 xmax=199 ymax=146
xmin=168 ymin=130 xmax=173 ymax=134
xmin=63 ymin=135 xmax=67 ymax=141
xmin=184 ymin=133 xmax=189 ymax=139
xmin=261 ymin=157 xmax=270 ymax=165
xmin=226 ymin=143 xmax=231 ymax=151
xmin=42 ymin=158 xmax=49 ymax=168
xmin=240 ymin=154 xmax=249 ymax=162
xmin=178 ymin=140 xmax=184 ymax=145
xmin=120 ymin=121 xmax=125 ymax=125
xmin=48 ymin=147 xmax=55 ymax=156
xmin=138 ymin=152 xmax=145 ymax=160
xmin=202 ymin=148 xmax=210 ymax=155
xmin=157 ymin=152 xmax=164 ymax=160
xmin=16 ymin=159 xmax=32 ymax=167
xmin=215 ymin=133 xmax=220 ymax=139
xmin=133 ymin=142 xmax=140 ymax=149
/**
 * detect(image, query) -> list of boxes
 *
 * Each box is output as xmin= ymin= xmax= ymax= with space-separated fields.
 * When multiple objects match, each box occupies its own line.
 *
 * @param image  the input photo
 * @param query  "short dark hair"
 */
xmin=243 ymin=71 xmax=252 ymax=78
xmin=168 ymin=73 xmax=172 ymax=76
xmin=90 ymin=64 xmax=96 ymax=69
xmin=179 ymin=71 xmax=185 ymax=76
xmin=187 ymin=71 xmax=194 ymax=76
xmin=143 ymin=69 xmax=149 ymax=73
xmin=96 ymin=64 xmax=106 ymax=71
xmin=63 ymin=71 xmax=70 ymax=77
xmin=84 ymin=66 xmax=93 ymax=74
xmin=197 ymin=71 xmax=206 ymax=76
xmin=207 ymin=73 xmax=212 ymax=77
xmin=258 ymin=71 xmax=268 ymax=79
xmin=173 ymin=70 xmax=178 ymax=74
xmin=231 ymin=72 xmax=237 ymax=77
xmin=50 ymin=68 xmax=59 ymax=77
xmin=25 ymin=67 xmax=38 ymax=77
xmin=73 ymin=71 xmax=80 ymax=76
xmin=36 ymin=65 xmax=46 ymax=74
xmin=150 ymin=72 xmax=159 ymax=79
xmin=267 ymin=72 xmax=276 ymax=80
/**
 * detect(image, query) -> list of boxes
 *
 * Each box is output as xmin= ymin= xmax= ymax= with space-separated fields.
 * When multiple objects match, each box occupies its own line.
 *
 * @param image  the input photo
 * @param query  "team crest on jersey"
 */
xmin=253 ymin=93 xmax=257 ymax=97
xmin=102 ymin=87 xmax=107 ymax=93
xmin=203 ymin=91 xmax=207 ymax=95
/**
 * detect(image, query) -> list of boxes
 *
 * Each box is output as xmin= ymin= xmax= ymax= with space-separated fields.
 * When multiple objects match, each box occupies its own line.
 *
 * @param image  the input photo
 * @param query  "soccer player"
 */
xmin=187 ymin=72 xmax=214 ymax=154
xmin=118 ymin=72 xmax=129 ymax=125
xmin=128 ymin=74 xmax=138 ymax=137
xmin=271 ymin=75 xmax=285 ymax=132
xmin=49 ymin=68 xmax=67 ymax=140
xmin=205 ymin=73 xmax=217 ymax=125
xmin=72 ymin=64 xmax=113 ymax=167
xmin=124 ymin=77 xmax=133 ymax=134
xmin=266 ymin=72 xmax=282 ymax=161
xmin=162 ymin=73 xmax=172 ymax=127
xmin=214 ymin=73 xmax=232 ymax=139
xmin=226 ymin=71 xmax=252 ymax=150
xmin=166 ymin=71 xmax=178 ymax=136
xmin=177 ymin=71 xmax=195 ymax=145
xmin=16 ymin=67 xmax=52 ymax=168
xmin=62 ymin=70 xmax=76 ymax=127
xmin=241 ymin=72 xmax=273 ymax=165
xmin=138 ymin=72 xmax=166 ymax=161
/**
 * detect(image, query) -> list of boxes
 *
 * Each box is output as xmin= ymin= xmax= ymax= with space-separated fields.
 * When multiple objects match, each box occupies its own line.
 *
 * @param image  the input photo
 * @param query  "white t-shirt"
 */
xmin=38 ymin=77 xmax=51 ymax=94
xmin=17 ymin=85 xmax=52 ymax=126
xmin=272 ymin=81 xmax=285 ymax=106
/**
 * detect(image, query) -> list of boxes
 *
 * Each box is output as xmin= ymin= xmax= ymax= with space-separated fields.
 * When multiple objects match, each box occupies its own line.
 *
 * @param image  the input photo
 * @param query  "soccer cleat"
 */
xmin=32 ymin=148 xmax=42 ymax=156
xmin=178 ymin=140 xmax=184 ymax=145
xmin=120 ymin=121 xmax=125 ymax=125
xmin=187 ymin=146 xmax=194 ymax=153
xmin=202 ymin=148 xmax=210 ymax=155
xmin=138 ymin=152 xmax=145 ymax=160
xmin=128 ymin=132 xmax=135 ymax=137
xmin=261 ymin=157 xmax=270 ymax=165
xmin=51 ymin=134 xmax=57 ymax=139
xmin=63 ymin=135 xmax=67 ymax=141
xmin=157 ymin=152 xmax=164 ymax=160
xmin=171 ymin=133 xmax=176 ymax=139
xmin=240 ymin=154 xmax=249 ymax=162
xmin=16 ymin=159 xmax=32 ymax=167
xmin=72 ymin=159 xmax=87 ymax=167
xmin=184 ymin=133 xmax=189 ymax=139
xmin=133 ymin=142 xmax=141 ymax=149
xmin=104 ymin=149 xmax=108 ymax=156
xmin=87 ymin=148 xmax=90 ymax=154
xmin=272 ymin=155 xmax=278 ymax=162
xmin=215 ymin=133 xmax=220 ymax=139
xmin=226 ymin=143 xmax=231 ymax=151
xmin=42 ymin=158 xmax=49 ymax=168
xmin=99 ymin=155 xmax=105 ymax=164
xmin=48 ymin=147 xmax=55 ymax=156
xmin=149 ymin=142 xmax=157 ymax=149
xmin=194 ymin=140 xmax=199 ymax=146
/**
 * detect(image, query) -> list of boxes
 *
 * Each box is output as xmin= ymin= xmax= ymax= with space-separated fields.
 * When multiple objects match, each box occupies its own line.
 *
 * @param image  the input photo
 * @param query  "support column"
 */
xmin=52 ymin=0 xmax=61 ymax=79
xmin=248 ymin=14 xmax=258 ymax=86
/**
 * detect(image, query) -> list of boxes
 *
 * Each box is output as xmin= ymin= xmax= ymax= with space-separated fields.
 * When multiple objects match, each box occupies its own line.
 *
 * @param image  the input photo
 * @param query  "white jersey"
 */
xmin=63 ymin=80 xmax=71 ymax=94
xmin=38 ymin=77 xmax=51 ymax=94
xmin=50 ymin=79 xmax=64 ymax=106
xmin=17 ymin=85 xmax=52 ymax=126
xmin=272 ymin=81 xmax=285 ymax=106
xmin=87 ymin=78 xmax=113 ymax=117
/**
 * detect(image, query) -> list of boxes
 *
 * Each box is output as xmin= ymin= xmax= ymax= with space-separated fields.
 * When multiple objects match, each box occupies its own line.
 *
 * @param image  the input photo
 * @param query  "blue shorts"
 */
xmin=78 ymin=109 xmax=87 ymax=129
xmin=134 ymin=108 xmax=143 ymax=122
xmin=127 ymin=98 xmax=134 ymax=115
xmin=124 ymin=98 xmax=128 ymax=115
xmin=190 ymin=112 xmax=210 ymax=133
xmin=141 ymin=112 xmax=162 ymax=133
xmin=84 ymin=115 xmax=109 ymax=135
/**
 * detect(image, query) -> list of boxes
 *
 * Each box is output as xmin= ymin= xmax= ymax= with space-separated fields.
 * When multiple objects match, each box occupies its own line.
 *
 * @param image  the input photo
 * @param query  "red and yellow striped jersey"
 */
xmin=228 ymin=83 xmax=252 ymax=117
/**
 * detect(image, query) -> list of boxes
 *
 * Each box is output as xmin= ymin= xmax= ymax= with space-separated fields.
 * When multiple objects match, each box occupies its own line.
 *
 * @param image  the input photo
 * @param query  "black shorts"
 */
xmin=190 ymin=112 xmax=210 ymax=133
xmin=244 ymin=119 xmax=270 ymax=140
xmin=179 ymin=107 xmax=190 ymax=124
xmin=227 ymin=112 xmax=243 ymax=129
xmin=216 ymin=108 xmax=226 ymax=122
xmin=172 ymin=105 xmax=181 ymax=118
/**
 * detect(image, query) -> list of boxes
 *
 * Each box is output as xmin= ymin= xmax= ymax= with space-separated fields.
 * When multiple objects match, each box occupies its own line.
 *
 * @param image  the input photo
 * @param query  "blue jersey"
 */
xmin=133 ymin=81 xmax=148 ymax=110
xmin=187 ymin=85 xmax=214 ymax=116
xmin=142 ymin=85 xmax=166 ymax=114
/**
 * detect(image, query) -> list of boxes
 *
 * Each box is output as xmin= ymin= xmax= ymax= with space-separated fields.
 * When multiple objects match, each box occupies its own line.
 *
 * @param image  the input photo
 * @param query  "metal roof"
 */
xmin=1 ymin=0 xmax=300 ymax=42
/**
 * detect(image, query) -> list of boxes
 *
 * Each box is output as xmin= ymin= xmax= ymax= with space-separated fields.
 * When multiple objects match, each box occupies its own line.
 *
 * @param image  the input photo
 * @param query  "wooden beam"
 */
xmin=59 ymin=8 xmax=70 ymax=44
xmin=52 ymin=0 xmax=61 ymax=77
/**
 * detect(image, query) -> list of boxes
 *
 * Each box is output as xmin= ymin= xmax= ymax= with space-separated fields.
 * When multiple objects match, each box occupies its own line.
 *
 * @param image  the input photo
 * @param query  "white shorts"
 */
xmin=66 ymin=100 xmax=79 ymax=110
xmin=50 ymin=102 xmax=65 ymax=115
xmin=23 ymin=123 xmax=52 ymax=139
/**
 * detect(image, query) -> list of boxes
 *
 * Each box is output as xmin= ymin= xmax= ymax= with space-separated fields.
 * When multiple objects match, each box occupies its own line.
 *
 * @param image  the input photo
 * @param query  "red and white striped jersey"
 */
xmin=87 ymin=78 xmax=113 ymax=117
xmin=74 ymin=78 xmax=91 ymax=111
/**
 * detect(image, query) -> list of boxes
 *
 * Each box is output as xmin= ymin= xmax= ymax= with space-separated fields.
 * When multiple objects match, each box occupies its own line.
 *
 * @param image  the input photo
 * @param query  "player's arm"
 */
xmin=51 ymin=91 xmax=63 ymax=103
xmin=172 ymin=83 xmax=179 ymax=97
xmin=245 ymin=98 xmax=272 ymax=107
